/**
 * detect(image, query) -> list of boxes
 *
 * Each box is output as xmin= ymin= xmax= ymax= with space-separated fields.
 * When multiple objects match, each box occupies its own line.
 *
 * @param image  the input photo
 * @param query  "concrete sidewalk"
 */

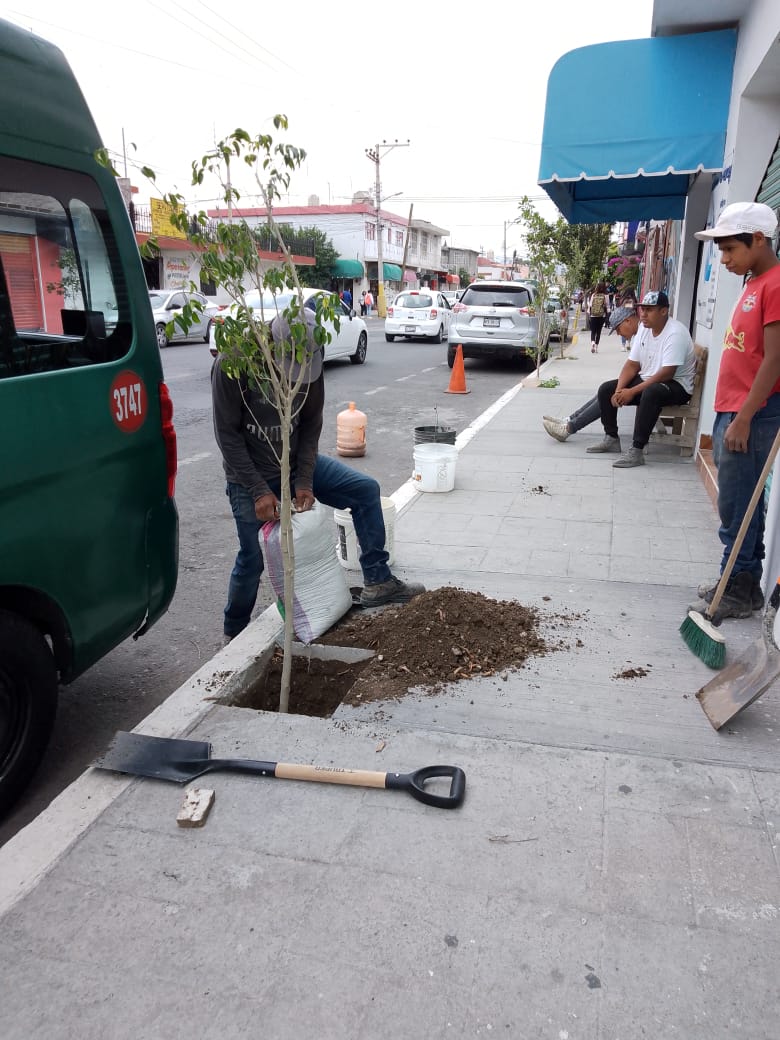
xmin=2 ymin=320 xmax=779 ymax=1040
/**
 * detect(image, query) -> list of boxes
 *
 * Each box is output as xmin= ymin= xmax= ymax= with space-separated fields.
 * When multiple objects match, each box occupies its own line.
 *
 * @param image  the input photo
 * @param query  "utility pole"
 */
xmin=400 ymin=203 xmax=414 ymax=291
xmin=365 ymin=139 xmax=409 ymax=318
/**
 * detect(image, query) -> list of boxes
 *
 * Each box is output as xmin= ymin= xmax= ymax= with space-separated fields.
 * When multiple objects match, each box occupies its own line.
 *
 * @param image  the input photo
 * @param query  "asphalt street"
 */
xmin=0 ymin=320 xmax=537 ymax=844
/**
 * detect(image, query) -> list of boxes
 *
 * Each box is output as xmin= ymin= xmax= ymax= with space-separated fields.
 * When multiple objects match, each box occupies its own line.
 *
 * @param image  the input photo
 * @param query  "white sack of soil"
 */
xmin=263 ymin=504 xmax=352 ymax=643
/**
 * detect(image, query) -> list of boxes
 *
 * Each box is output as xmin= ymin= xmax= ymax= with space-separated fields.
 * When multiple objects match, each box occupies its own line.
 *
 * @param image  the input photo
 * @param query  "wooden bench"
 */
xmin=650 ymin=343 xmax=708 ymax=457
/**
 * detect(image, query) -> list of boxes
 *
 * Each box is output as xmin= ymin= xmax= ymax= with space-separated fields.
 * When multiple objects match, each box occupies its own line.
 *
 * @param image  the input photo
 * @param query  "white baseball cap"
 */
xmin=695 ymin=201 xmax=778 ymax=241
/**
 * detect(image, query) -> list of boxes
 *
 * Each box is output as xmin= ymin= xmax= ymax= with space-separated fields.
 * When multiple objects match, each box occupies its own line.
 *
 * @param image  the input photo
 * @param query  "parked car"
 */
xmin=209 ymin=287 xmax=367 ymax=364
xmin=546 ymin=297 xmax=570 ymax=342
xmin=384 ymin=288 xmax=452 ymax=343
xmin=447 ymin=280 xmax=548 ymax=367
xmin=148 ymin=289 xmax=219 ymax=348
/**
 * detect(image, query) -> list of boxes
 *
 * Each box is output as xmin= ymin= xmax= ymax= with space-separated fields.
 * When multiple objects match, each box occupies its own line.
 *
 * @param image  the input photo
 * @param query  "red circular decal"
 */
xmin=110 ymin=370 xmax=148 ymax=432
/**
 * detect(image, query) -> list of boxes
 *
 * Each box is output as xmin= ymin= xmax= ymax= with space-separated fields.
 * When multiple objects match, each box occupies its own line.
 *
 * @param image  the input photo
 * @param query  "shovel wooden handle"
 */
xmin=206 ymin=758 xmax=467 ymax=809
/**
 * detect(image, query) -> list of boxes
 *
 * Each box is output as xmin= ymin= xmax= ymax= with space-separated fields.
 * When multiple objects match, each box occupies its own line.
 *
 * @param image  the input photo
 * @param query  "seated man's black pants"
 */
xmin=597 ymin=376 xmax=691 ymax=448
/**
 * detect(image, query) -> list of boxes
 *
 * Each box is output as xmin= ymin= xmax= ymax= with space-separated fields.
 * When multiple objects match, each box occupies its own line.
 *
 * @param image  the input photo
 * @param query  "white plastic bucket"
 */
xmin=412 ymin=442 xmax=457 ymax=493
xmin=334 ymin=496 xmax=395 ymax=569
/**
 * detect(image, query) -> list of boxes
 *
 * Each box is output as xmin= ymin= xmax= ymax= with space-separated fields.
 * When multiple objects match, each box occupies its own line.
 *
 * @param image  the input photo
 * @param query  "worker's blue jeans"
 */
xmin=223 ymin=455 xmax=391 ymax=637
xmin=713 ymin=394 xmax=780 ymax=583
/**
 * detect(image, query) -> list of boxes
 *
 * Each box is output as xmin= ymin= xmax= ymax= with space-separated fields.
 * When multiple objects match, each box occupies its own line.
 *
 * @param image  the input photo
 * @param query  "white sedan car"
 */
xmin=384 ymin=289 xmax=453 ymax=343
xmin=209 ymin=287 xmax=367 ymax=364
xmin=148 ymin=289 xmax=220 ymax=349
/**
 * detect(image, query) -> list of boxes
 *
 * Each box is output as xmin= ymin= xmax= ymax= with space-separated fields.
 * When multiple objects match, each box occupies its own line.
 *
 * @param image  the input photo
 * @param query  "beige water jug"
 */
xmin=336 ymin=401 xmax=367 ymax=457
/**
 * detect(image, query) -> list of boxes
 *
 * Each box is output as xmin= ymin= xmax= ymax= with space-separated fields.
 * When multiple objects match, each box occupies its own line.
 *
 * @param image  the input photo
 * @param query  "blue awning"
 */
xmin=538 ymin=30 xmax=736 ymax=223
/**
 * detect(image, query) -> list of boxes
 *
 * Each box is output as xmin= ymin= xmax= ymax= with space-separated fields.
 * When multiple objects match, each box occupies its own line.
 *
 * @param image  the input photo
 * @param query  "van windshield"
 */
xmin=0 ymin=156 xmax=132 ymax=378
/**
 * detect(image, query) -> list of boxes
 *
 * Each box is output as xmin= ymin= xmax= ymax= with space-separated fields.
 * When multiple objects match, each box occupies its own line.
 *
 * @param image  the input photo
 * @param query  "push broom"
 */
xmin=680 ymin=426 xmax=780 ymax=668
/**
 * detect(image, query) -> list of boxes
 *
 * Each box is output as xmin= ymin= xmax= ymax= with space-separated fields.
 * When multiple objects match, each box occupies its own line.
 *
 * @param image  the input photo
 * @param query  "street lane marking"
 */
xmin=178 ymin=451 xmax=213 ymax=466
xmin=364 ymin=386 xmax=388 ymax=395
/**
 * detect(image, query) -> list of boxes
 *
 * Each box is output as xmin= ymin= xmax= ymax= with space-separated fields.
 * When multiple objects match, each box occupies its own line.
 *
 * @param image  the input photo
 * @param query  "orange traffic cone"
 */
xmin=445 ymin=344 xmax=470 ymax=394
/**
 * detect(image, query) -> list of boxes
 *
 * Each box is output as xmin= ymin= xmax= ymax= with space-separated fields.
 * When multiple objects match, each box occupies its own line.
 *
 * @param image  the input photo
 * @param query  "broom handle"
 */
xmin=709 ymin=426 xmax=780 ymax=617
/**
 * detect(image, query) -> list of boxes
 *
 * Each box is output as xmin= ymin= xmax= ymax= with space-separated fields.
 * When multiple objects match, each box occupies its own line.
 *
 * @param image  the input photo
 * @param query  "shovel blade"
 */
xmin=94 ymin=731 xmax=212 ymax=783
xmin=696 ymin=632 xmax=780 ymax=730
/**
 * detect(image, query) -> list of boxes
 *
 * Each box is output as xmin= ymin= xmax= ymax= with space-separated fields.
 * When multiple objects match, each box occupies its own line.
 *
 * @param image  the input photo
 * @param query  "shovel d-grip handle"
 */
xmin=202 ymin=759 xmax=466 ymax=809
xmin=385 ymin=764 xmax=467 ymax=809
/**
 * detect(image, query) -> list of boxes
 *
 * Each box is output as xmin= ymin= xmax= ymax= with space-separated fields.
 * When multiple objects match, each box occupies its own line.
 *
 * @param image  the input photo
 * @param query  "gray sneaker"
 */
xmin=586 ymin=435 xmax=621 ymax=454
xmin=360 ymin=576 xmax=426 ymax=607
xmin=613 ymin=446 xmax=645 ymax=468
xmin=543 ymin=416 xmax=571 ymax=442
xmin=697 ymin=573 xmax=764 ymax=611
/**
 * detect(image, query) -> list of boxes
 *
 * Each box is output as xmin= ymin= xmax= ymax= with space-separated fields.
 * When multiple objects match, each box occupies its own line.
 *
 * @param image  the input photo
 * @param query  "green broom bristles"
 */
xmin=680 ymin=610 xmax=726 ymax=669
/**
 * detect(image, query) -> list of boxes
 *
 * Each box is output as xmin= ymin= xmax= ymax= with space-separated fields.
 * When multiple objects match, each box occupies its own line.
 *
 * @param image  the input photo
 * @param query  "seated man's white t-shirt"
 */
xmin=629 ymin=317 xmax=696 ymax=394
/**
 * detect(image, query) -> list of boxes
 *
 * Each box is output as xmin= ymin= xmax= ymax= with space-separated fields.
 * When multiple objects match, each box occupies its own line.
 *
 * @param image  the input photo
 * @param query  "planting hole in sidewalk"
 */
xmin=230 ymin=588 xmax=577 ymax=717
xmin=232 ymin=647 xmax=373 ymax=718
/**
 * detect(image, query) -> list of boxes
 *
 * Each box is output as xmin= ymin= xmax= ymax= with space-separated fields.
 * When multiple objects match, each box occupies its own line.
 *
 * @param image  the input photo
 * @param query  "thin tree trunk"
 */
xmin=278 ymin=398 xmax=295 ymax=713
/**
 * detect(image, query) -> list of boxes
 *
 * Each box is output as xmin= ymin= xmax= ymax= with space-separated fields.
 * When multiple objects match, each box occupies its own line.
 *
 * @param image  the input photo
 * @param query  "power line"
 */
xmin=151 ymin=0 xmax=284 ymax=76
xmin=193 ymin=0 xmax=298 ymax=74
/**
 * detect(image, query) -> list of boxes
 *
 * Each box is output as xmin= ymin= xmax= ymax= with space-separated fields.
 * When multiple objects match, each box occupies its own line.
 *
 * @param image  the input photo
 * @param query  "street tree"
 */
xmin=517 ymin=197 xmax=558 ymax=374
xmin=107 ymin=119 xmax=337 ymax=713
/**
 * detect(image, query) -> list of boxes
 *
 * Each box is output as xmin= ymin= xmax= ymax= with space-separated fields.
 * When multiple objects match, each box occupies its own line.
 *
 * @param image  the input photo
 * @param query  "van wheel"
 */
xmin=0 ymin=610 xmax=58 ymax=819
xmin=447 ymin=345 xmax=456 ymax=368
xmin=385 ymin=334 xmax=395 ymax=342
xmin=155 ymin=323 xmax=169 ymax=350
xmin=350 ymin=332 xmax=367 ymax=365
xmin=203 ymin=320 xmax=212 ymax=343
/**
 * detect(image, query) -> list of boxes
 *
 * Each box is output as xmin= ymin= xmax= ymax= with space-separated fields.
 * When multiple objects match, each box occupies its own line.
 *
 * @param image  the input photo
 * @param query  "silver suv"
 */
xmin=447 ymin=280 xmax=548 ymax=367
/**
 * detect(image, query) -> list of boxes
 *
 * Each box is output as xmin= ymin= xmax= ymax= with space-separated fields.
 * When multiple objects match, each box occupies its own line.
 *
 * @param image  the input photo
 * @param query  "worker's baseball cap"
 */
xmin=694 ymin=201 xmax=778 ymax=241
xmin=639 ymin=290 xmax=669 ymax=308
xmin=608 ymin=305 xmax=636 ymax=331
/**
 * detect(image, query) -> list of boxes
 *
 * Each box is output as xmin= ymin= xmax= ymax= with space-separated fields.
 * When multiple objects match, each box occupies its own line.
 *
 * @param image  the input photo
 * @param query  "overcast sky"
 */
xmin=4 ymin=0 xmax=653 ymax=258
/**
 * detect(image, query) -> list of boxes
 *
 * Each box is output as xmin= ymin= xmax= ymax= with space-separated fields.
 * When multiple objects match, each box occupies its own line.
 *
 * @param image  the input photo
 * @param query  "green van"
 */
xmin=0 ymin=21 xmax=179 ymax=816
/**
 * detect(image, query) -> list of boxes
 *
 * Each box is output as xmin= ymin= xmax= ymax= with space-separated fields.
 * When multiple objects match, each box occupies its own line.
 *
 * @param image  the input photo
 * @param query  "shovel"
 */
xmin=696 ymin=578 xmax=780 ymax=730
xmin=94 ymin=731 xmax=466 ymax=809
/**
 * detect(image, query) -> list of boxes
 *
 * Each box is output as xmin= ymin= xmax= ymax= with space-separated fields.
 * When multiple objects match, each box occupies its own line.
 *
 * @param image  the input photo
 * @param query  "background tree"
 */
xmin=555 ymin=221 xmax=613 ymax=293
xmin=296 ymin=226 xmax=339 ymax=288
xmin=458 ymin=266 xmax=470 ymax=288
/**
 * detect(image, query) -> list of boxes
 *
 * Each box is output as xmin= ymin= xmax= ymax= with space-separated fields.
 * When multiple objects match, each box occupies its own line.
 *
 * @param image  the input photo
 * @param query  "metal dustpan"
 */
xmin=696 ymin=579 xmax=780 ymax=730
xmin=94 ymin=731 xmax=466 ymax=809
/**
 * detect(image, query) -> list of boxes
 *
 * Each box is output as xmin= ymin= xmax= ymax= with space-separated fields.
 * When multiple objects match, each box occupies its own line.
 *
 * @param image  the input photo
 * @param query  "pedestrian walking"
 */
xmin=364 ymin=289 xmax=374 ymax=316
xmin=587 ymin=281 xmax=610 ymax=353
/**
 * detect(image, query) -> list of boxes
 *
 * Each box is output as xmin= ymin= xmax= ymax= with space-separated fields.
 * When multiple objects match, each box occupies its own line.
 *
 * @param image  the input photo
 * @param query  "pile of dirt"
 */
xmin=320 ymin=586 xmax=556 ymax=705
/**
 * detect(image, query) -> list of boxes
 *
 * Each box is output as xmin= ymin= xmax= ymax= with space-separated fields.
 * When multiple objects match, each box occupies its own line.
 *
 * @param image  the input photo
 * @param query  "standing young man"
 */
xmin=586 ymin=291 xmax=696 ymax=468
xmin=691 ymin=201 xmax=780 ymax=618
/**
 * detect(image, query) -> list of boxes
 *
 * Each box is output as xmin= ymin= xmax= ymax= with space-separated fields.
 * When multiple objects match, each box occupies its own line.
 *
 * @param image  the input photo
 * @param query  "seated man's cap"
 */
xmin=608 ymin=305 xmax=636 ymax=331
xmin=639 ymin=290 xmax=669 ymax=308
xmin=695 ymin=201 xmax=778 ymax=241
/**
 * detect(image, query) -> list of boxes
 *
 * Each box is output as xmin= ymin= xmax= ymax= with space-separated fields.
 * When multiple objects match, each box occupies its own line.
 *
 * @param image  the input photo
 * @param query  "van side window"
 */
xmin=0 ymin=156 xmax=132 ymax=379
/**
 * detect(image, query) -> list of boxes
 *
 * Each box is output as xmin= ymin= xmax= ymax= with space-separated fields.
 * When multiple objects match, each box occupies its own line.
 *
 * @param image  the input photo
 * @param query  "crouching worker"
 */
xmin=212 ymin=305 xmax=424 ymax=641
xmin=587 ymin=291 xmax=696 ymax=468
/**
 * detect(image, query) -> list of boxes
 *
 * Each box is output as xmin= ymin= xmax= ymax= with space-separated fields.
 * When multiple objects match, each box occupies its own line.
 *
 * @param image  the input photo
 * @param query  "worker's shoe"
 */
xmin=696 ymin=572 xmax=764 ymax=612
xmin=543 ymin=416 xmax=571 ymax=442
xmin=613 ymin=445 xmax=645 ymax=468
xmin=361 ymin=575 xmax=426 ymax=607
xmin=689 ymin=571 xmax=754 ymax=619
xmin=586 ymin=435 xmax=621 ymax=454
